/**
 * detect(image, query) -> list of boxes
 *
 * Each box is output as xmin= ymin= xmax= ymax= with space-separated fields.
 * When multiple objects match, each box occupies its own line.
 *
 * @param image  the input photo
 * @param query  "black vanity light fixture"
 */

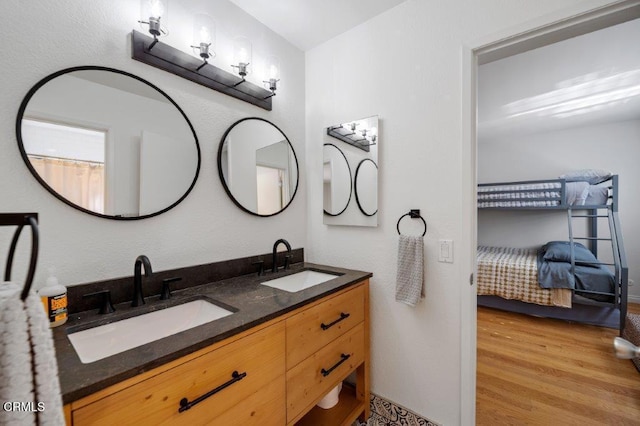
xmin=133 ymin=0 xmax=276 ymax=110
xmin=327 ymin=120 xmax=377 ymax=152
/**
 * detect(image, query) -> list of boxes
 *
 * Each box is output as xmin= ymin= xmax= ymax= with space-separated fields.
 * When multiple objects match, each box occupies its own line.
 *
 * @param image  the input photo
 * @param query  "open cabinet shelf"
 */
xmin=296 ymin=383 xmax=364 ymax=426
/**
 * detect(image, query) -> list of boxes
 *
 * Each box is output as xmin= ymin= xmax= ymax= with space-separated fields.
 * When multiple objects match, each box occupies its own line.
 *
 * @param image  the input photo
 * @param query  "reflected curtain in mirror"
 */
xmin=22 ymin=118 xmax=106 ymax=213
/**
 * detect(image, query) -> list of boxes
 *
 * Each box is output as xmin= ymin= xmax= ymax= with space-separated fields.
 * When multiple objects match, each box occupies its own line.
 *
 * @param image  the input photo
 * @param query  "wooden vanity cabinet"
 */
xmin=70 ymin=322 xmax=286 ymax=426
xmin=65 ymin=279 xmax=369 ymax=426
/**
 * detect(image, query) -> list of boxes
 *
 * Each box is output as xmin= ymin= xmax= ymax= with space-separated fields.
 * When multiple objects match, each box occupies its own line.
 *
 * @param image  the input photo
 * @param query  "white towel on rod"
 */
xmin=395 ymin=235 xmax=424 ymax=307
xmin=0 ymin=281 xmax=65 ymax=426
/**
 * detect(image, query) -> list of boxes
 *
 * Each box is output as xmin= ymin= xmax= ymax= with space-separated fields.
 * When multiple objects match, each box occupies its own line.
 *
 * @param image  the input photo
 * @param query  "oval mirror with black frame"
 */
xmin=323 ymin=143 xmax=352 ymax=216
xmin=355 ymin=158 xmax=378 ymax=216
xmin=218 ymin=117 xmax=299 ymax=217
xmin=16 ymin=66 xmax=200 ymax=220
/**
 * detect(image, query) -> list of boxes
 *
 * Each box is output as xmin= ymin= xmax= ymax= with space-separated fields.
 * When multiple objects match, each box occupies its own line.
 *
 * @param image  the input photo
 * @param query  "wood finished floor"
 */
xmin=477 ymin=304 xmax=640 ymax=425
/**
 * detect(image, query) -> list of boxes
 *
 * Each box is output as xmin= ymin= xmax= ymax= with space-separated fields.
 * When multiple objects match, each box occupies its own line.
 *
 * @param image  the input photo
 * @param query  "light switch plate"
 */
xmin=438 ymin=239 xmax=453 ymax=263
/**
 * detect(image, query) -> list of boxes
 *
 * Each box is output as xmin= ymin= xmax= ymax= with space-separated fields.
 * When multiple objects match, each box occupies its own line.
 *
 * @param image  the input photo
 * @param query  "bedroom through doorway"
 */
xmin=471 ymin=3 xmax=640 ymax=423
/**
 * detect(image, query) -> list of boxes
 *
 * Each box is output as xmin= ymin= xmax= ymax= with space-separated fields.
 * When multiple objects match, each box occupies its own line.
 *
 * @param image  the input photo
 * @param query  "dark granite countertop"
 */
xmin=53 ymin=262 xmax=371 ymax=404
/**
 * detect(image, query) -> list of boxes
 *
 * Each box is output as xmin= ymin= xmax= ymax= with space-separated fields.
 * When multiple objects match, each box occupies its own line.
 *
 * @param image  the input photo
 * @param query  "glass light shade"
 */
xmin=265 ymin=55 xmax=280 ymax=80
xmin=342 ymin=122 xmax=356 ymax=132
xmin=193 ymin=14 xmax=215 ymax=46
xmin=233 ymin=36 xmax=252 ymax=66
xmin=140 ymin=0 xmax=169 ymax=35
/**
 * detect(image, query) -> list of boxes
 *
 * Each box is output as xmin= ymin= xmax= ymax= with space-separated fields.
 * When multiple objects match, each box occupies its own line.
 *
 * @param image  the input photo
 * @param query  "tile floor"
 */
xmin=354 ymin=394 xmax=438 ymax=426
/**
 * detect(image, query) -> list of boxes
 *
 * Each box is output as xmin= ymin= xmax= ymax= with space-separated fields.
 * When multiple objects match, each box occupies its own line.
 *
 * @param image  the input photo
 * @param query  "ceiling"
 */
xmin=478 ymin=18 xmax=640 ymax=141
xmin=228 ymin=0 xmax=407 ymax=51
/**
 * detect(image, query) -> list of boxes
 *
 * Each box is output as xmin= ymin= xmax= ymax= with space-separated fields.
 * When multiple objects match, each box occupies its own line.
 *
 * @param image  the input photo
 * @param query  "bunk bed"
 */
xmin=477 ymin=174 xmax=628 ymax=334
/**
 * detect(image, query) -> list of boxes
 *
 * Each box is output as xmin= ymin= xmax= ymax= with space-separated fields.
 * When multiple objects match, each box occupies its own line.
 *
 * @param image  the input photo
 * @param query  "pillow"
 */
xmin=585 ymin=185 xmax=609 ymax=205
xmin=542 ymin=241 xmax=598 ymax=265
xmin=559 ymin=169 xmax=612 ymax=185
xmin=565 ymin=182 xmax=589 ymax=206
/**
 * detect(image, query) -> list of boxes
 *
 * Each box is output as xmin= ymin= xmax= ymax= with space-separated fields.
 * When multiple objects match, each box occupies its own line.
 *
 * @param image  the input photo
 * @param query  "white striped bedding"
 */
xmin=477 ymin=246 xmax=572 ymax=308
xmin=477 ymin=182 xmax=562 ymax=208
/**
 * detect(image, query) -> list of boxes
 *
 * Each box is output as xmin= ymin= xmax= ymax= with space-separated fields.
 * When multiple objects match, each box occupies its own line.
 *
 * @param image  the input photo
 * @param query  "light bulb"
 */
xmin=193 ymin=14 xmax=215 ymax=46
xmin=232 ymin=36 xmax=252 ymax=77
xmin=192 ymin=13 xmax=215 ymax=62
xmin=149 ymin=0 xmax=164 ymax=17
xmin=140 ymin=0 xmax=169 ymax=37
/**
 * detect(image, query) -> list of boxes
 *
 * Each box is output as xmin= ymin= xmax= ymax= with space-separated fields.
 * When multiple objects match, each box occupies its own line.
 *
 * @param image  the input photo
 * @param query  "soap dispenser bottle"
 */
xmin=38 ymin=267 xmax=68 ymax=327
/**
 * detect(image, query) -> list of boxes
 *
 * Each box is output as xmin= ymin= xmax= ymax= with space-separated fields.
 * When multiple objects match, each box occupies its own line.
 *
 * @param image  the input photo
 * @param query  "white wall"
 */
xmin=0 ymin=0 xmax=305 ymax=288
xmin=305 ymin=0 xmax=618 ymax=424
xmin=478 ymin=120 xmax=640 ymax=300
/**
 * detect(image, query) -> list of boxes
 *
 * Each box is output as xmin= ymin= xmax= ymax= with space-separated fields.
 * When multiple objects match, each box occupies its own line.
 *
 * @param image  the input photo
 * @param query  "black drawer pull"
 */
xmin=321 ymin=353 xmax=351 ymax=377
xmin=178 ymin=370 xmax=247 ymax=413
xmin=321 ymin=312 xmax=350 ymax=330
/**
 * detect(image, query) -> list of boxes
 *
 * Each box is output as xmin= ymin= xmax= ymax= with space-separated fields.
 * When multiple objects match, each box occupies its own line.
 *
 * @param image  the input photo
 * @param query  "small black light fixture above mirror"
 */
xmin=327 ymin=121 xmax=377 ymax=152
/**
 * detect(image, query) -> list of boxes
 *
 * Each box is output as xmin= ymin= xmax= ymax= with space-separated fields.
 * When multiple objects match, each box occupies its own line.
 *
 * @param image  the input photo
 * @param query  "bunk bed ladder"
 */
xmin=566 ymin=205 xmax=628 ymax=334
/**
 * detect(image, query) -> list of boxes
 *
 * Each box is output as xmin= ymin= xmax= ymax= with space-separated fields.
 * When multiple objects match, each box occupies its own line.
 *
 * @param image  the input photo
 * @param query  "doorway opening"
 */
xmin=462 ymin=1 xmax=640 ymax=424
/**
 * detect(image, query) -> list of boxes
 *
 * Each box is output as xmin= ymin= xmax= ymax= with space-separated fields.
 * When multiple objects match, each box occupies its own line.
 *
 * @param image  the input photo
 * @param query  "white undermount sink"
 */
xmin=261 ymin=270 xmax=339 ymax=293
xmin=68 ymin=299 xmax=234 ymax=364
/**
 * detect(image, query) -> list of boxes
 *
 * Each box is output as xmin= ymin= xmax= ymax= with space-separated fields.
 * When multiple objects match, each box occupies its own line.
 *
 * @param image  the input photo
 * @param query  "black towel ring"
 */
xmin=396 ymin=209 xmax=427 ymax=237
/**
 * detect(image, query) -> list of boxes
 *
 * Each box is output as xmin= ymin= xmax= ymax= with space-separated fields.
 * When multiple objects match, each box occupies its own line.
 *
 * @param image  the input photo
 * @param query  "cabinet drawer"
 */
xmin=286 ymin=323 xmax=364 ymax=423
xmin=73 ymin=322 xmax=285 ymax=426
xmin=286 ymin=285 xmax=364 ymax=369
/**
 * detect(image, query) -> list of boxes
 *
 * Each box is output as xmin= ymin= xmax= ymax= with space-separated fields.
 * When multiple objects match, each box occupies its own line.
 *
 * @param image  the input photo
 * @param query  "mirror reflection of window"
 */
xmin=22 ymin=119 xmax=106 ymax=214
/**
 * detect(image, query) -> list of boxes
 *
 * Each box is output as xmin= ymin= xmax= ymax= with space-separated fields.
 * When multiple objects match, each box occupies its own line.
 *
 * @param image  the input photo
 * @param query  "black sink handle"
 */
xmin=178 ymin=370 xmax=247 ymax=413
xmin=321 ymin=353 xmax=351 ymax=377
xmin=83 ymin=290 xmax=115 ymax=315
xmin=320 ymin=312 xmax=350 ymax=330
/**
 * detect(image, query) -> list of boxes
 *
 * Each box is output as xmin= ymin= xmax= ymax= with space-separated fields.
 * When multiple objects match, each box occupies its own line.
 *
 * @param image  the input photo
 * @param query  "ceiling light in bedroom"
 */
xmin=503 ymin=69 xmax=640 ymax=119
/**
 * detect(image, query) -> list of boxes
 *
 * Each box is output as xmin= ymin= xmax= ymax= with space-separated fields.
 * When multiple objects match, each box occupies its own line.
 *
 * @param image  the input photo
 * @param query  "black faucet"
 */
xmin=272 ymin=239 xmax=292 ymax=273
xmin=132 ymin=255 xmax=152 ymax=307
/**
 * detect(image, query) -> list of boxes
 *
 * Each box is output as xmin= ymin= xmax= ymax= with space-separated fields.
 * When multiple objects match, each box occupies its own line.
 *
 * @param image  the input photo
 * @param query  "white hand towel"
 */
xmin=395 ymin=235 xmax=424 ymax=307
xmin=0 ymin=282 xmax=65 ymax=426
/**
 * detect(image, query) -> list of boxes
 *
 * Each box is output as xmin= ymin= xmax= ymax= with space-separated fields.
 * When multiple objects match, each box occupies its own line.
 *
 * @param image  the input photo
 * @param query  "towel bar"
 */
xmin=397 ymin=209 xmax=427 ymax=237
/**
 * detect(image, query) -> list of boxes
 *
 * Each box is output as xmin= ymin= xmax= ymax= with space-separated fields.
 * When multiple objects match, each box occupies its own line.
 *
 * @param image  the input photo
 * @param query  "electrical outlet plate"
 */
xmin=438 ymin=239 xmax=453 ymax=263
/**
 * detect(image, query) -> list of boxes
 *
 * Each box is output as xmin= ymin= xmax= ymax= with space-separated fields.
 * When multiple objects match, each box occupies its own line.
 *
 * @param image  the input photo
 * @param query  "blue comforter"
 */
xmin=536 ymin=245 xmax=615 ymax=301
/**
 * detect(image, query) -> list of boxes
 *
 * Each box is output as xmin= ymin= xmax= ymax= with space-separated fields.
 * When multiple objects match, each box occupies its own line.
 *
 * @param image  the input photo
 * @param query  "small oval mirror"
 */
xmin=355 ymin=159 xmax=378 ymax=216
xmin=323 ymin=143 xmax=352 ymax=216
xmin=218 ymin=118 xmax=299 ymax=216
xmin=16 ymin=66 xmax=200 ymax=220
